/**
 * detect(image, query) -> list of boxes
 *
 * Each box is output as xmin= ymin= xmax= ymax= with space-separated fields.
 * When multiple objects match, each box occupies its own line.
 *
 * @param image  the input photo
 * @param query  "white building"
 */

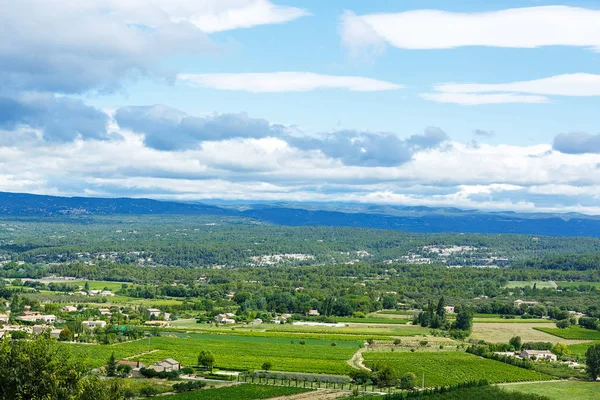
xmin=444 ymin=306 xmax=455 ymax=314
xmin=307 ymin=309 xmax=320 ymax=316
xmin=147 ymin=308 xmax=161 ymax=318
xmin=215 ymin=314 xmax=235 ymax=324
xmin=62 ymin=306 xmax=78 ymax=312
xmin=82 ymin=320 xmax=107 ymax=329
xmin=520 ymin=350 xmax=557 ymax=362
xmin=16 ymin=314 xmax=56 ymax=323
xmin=0 ymin=314 xmax=9 ymax=323
xmin=514 ymin=300 xmax=538 ymax=307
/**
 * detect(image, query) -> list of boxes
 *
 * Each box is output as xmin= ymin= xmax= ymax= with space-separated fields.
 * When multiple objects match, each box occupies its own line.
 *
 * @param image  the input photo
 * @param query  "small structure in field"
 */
xmin=520 ymin=349 xmax=557 ymax=362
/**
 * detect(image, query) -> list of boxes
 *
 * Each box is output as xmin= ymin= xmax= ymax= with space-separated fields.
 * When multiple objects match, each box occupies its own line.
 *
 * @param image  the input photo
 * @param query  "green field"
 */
xmin=556 ymin=281 xmax=600 ymax=289
xmin=156 ymin=384 xmax=311 ymax=400
xmin=535 ymin=326 xmax=600 ymax=340
xmin=501 ymin=381 xmax=600 ymax=400
xmin=66 ymin=333 xmax=361 ymax=375
xmin=505 ymin=281 xmax=557 ymax=289
xmin=362 ymin=351 xmax=553 ymax=387
xmin=568 ymin=341 xmax=600 ymax=357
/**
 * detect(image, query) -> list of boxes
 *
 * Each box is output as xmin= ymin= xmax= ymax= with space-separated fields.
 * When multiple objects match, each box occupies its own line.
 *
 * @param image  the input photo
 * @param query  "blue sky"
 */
xmin=1 ymin=1 xmax=600 ymax=213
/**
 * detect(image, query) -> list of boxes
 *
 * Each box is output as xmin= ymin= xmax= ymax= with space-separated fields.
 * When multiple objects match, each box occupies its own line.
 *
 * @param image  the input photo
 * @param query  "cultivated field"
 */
xmin=535 ymin=326 xmax=600 ymax=340
xmin=500 ymin=381 xmax=600 ymax=400
xmin=362 ymin=351 xmax=552 ymax=386
xmin=66 ymin=333 xmax=362 ymax=375
xmin=471 ymin=322 xmax=572 ymax=344
xmin=157 ymin=384 xmax=311 ymax=400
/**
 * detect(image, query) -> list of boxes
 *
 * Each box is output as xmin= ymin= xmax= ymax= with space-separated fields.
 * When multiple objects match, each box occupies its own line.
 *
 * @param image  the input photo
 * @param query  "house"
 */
xmin=98 ymin=308 xmax=112 ymax=316
xmin=100 ymin=290 xmax=114 ymax=297
xmin=148 ymin=358 xmax=180 ymax=372
xmin=281 ymin=313 xmax=292 ymax=320
xmin=82 ymin=320 xmax=107 ymax=329
xmin=520 ymin=350 xmax=557 ymax=362
xmin=307 ymin=309 xmax=320 ymax=316
xmin=214 ymin=314 xmax=235 ymax=324
xmin=89 ymin=290 xmax=101 ymax=296
xmin=17 ymin=314 xmax=56 ymax=323
xmin=62 ymin=306 xmax=78 ymax=312
xmin=163 ymin=312 xmax=171 ymax=321
xmin=22 ymin=311 xmax=41 ymax=317
xmin=146 ymin=308 xmax=161 ymax=318
xmin=72 ymin=291 xmax=88 ymax=296
xmin=249 ymin=318 xmax=262 ymax=325
xmin=444 ymin=306 xmax=455 ymax=314
xmin=0 ymin=314 xmax=9 ymax=324
xmin=33 ymin=324 xmax=50 ymax=334
xmin=514 ymin=300 xmax=538 ymax=307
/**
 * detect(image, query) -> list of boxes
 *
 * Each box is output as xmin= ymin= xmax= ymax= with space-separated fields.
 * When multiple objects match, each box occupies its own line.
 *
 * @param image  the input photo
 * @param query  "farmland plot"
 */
xmin=362 ymin=351 xmax=553 ymax=386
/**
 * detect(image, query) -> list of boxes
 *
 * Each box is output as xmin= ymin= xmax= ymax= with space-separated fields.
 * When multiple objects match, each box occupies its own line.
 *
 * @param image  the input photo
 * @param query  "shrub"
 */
xmin=400 ymin=372 xmax=417 ymax=389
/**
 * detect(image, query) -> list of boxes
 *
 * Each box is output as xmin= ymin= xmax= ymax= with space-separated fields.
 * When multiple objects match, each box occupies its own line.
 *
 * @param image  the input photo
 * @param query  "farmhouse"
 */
xmin=514 ymin=300 xmax=538 ymax=307
xmin=17 ymin=314 xmax=56 ymax=323
xmin=148 ymin=358 xmax=180 ymax=372
xmin=98 ymin=308 xmax=112 ymax=316
xmin=61 ymin=306 xmax=78 ymax=312
xmin=249 ymin=318 xmax=263 ymax=325
xmin=22 ymin=311 xmax=41 ymax=317
xmin=444 ymin=306 xmax=455 ymax=314
xmin=50 ymin=329 xmax=62 ymax=339
xmin=0 ymin=314 xmax=9 ymax=323
xmin=520 ymin=350 xmax=557 ymax=362
xmin=82 ymin=320 xmax=107 ymax=329
xmin=146 ymin=308 xmax=161 ymax=318
xmin=307 ymin=309 xmax=320 ymax=316
xmin=215 ymin=313 xmax=236 ymax=324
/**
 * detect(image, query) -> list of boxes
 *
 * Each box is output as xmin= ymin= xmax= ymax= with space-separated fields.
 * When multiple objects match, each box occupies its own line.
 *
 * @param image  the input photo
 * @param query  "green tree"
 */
xmin=372 ymin=364 xmax=397 ymax=388
xmin=453 ymin=306 xmax=473 ymax=332
xmin=106 ymin=352 xmax=117 ymax=377
xmin=59 ymin=328 xmax=74 ymax=342
xmin=198 ymin=350 xmax=215 ymax=371
xmin=262 ymin=361 xmax=272 ymax=371
xmin=585 ymin=343 xmax=600 ymax=380
xmin=0 ymin=335 xmax=122 ymax=399
xmin=551 ymin=343 xmax=570 ymax=358
xmin=400 ymin=372 xmax=417 ymax=389
xmin=509 ymin=336 xmax=522 ymax=350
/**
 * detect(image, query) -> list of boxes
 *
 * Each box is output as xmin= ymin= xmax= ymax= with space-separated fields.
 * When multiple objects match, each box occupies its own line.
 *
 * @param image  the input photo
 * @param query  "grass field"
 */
xmin=156 ymin=384 xmax=311 ymax=400
xmin=362 ymin=351 xmax=552 ymax=386
xmin=501 ymin=381 xmax=600 ymax=400
xmin=535 ymin=326 xmax=600 ymax=340
xmin=331 ymin=317 xmax=411 ymax=325
xmin=472 ymin=323 xmax=567 ymax=344
xmin=66 ymin=333 xmax=361 ymax=375
xmin=567 ymin=341 xmax=600 ymax=357
xmin=505 ymin=281 xmax=557 ymax=289
xmin=556 ymin=281 xmax=600 ymax=289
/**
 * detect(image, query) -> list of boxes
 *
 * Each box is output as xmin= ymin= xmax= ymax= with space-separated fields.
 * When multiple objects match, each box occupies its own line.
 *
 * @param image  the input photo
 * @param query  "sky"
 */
xmin=1 ymin=0 xmax=600 ymax=213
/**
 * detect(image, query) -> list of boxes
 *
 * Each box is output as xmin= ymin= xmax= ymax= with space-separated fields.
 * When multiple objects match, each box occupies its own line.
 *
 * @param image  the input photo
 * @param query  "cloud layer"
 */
xmin=422 ymin=73 xmax=600 ymax=105
xmin=178 ymin=72 xmax=403 ymax=92
xmin=341 ymin=6 xmax=600 ymax=56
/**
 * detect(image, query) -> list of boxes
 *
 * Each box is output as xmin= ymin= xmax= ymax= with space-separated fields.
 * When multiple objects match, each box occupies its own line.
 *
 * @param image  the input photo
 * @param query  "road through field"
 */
xmin=267 ymin=389 xmax=347 ymax=400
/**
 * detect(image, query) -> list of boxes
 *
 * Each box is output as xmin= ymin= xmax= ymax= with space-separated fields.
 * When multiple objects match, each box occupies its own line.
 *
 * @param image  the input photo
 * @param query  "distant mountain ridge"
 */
xmin=2 ymin=191 xmax=600 ymax=237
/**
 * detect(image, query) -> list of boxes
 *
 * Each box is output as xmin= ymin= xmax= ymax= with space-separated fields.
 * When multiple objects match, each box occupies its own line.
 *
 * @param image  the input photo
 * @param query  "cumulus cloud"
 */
xmin=288 ymin=127 xmax=448 ymax=167
xmin=422 ymin=73 xmax=600 ymax=105
xmin=0 ymin=94 xmax=110 ymax=143
xmin=340 ymin=6 xmax=600 ymax=56
xmin=553 ymin=132 xmax=600 ymax=154
xmin=0 ymin=0 xmax=306 ymax=94
xmin=178 ymin=72 xmax=403 ymax=92
xmin=115 ymin=105 xmax=288 ymax=151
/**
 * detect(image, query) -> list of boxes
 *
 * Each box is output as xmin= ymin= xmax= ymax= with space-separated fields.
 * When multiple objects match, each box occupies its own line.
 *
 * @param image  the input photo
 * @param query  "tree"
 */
xmin=59 ymin=328 xmax=74 ymax=342
xmin=551 ymin=343 xmax=570 ymax=359
xmin=585 ymin=343 xmax=600 ymax=380
xmin=556 ymin=319 xmax=570 ymax=329
xmin=116 ymin=364 xmax=132 ymax=378
xmin=509 ymin=336 xmax=522 ymax=350
xmin=106 ymin=352 xmax=117 ymax=377
xmin=372 ymin=364 xmax=397 ymax=388
xmin=84 ymin=281 xmax=90 ymax=291
xmin=262 ymin=361 xmax=272 ymax=371
xmin=453 ymin=307 xmax=473 ymax=332
xmin=0 ymin=335 xmax=123 ymax=400
xmin=400 ymin=372 xmax=417 ymax=389
xmin=198 ymin=350 xmax=215 ymax=371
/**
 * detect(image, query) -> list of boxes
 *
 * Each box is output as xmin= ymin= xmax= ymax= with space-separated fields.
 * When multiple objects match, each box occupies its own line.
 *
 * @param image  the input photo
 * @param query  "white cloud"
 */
xmin=178 ymin=72 xmax=403 ymax=92
xmin=421 ymin=92 xmax=549 ymax=105
xmin=163 ymin=0 xmax=309 ymax=33
xmin=0 ymin=0 xmax=307 ymax=93
xmin=422 ymin=73 xmax=600 ymax=105
xmin=341 ymin=6 xmax=600 ymax=55
xmin=435 ymin=74 xmax=600 ymax=97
